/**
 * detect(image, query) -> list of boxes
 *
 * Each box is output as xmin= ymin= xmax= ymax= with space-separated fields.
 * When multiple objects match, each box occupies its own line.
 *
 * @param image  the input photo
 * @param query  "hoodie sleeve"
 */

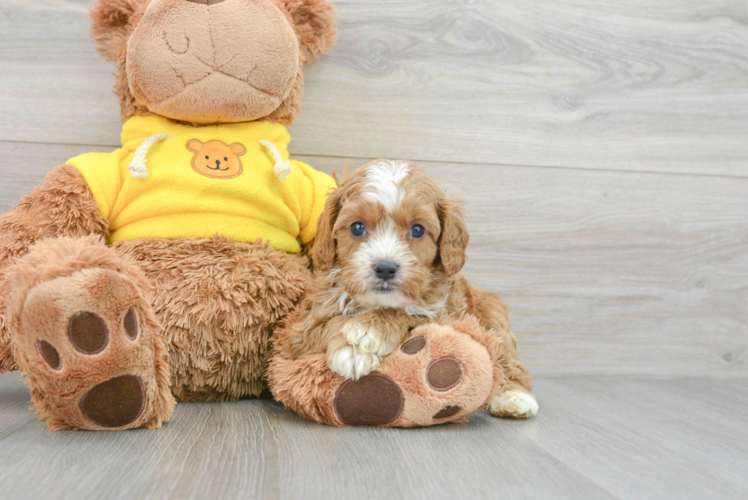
xmin=66 ymin=149 xmax=128 ymax=220
xmin=290 ymin=160 xmax=337 ymax=245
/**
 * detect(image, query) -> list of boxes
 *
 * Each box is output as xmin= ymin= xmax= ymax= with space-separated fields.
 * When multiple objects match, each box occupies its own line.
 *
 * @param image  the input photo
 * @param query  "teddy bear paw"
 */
xmin=13 ymin=266 xmax=174 ymax=430
xmin=332 ymin=323 xmax=495 ymax=427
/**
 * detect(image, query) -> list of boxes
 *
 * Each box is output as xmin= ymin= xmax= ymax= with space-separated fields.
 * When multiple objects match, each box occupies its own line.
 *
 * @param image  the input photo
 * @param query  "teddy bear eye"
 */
xmin=224 ymin=157 xmax=228 ymax=162
xmin=351 ymin=222 xmax=366 ymax=237
xmin=205 ymin=155 xmax=209 ymax=160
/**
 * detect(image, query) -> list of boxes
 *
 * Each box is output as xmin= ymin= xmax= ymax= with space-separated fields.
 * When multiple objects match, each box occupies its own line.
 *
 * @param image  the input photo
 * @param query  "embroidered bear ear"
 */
xmin=89 ymin=0 xmax=149 ymax=62
xmin=186 ymin=139 xmax=205 ymax=153
xmin=229 ymin=143 xmax=247 ymax=156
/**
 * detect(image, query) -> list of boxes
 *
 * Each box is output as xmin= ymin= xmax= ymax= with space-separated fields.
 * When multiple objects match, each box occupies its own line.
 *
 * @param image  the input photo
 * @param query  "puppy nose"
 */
xmin=185 ymin=0 xmax=226 ymax=6
xmin=374 ymin=261 xmax=400 ymax=281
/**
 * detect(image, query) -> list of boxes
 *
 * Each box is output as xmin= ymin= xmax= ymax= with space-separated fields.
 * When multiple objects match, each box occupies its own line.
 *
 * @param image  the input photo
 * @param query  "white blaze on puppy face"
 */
xmin=347 ymin=161 xmax=416 ymax=308
xmin=363 ymin=160 xmax=410 ymax=211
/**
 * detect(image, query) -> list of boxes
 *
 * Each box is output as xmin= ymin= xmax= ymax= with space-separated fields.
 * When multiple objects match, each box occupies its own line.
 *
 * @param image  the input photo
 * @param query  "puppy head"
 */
xmin=310 ymin=160 xmax=469 ymax=309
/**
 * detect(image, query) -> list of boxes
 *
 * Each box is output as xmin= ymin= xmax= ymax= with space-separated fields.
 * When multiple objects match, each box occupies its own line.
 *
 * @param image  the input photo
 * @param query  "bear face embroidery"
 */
xmin=186 ymin=140 xmax=246 ymax=179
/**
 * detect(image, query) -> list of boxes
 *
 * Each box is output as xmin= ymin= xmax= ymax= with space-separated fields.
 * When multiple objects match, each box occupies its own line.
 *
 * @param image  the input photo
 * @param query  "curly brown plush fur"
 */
xmin=0 ymin=165 xmax=109 ymax=373
xmin=116 ymin=236 xmax=309 ymax=401
xmin=0 ymin=165 xmax=311 ymax=429
xmin=0 ymin=0 xmax=335 ymax=430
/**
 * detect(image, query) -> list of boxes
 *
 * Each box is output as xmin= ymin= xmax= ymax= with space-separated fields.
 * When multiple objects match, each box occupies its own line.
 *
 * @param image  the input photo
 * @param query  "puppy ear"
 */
xmin=89 ymin=0 xmax=147 ymax=61
xmin=437 ymin=197 xmax=470 ymax=276
xmin=308 ymin=185 xmax=343 ymax=272
xmin=281 ymin=0 xmax=337 ymax=64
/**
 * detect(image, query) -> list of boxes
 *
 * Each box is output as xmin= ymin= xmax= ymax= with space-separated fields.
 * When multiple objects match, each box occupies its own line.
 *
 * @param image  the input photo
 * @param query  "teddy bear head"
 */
xmin=90 ymin=0 xmax=336 ymax=126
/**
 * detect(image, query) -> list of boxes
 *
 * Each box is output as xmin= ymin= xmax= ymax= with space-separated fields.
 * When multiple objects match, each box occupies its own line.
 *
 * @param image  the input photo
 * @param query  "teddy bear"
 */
xmin=0 ymin=0 xmax=524 ymax=431
xmin=0 ymin=0 xmax=338 ymax=430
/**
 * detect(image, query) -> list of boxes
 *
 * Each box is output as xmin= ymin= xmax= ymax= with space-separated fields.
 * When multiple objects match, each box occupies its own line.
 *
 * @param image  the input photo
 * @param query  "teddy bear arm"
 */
xmin=0 ymin=164 xmax=109 ymax=372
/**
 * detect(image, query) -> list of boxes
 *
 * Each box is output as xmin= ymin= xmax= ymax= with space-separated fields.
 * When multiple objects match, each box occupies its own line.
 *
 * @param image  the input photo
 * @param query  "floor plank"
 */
xmin=1 ymin=372 xmax=746 ymax=500
xmin=4 ymin=142 xmax=746 ymax=378
xmin=1 ymin=1 xmax=747 ymax=176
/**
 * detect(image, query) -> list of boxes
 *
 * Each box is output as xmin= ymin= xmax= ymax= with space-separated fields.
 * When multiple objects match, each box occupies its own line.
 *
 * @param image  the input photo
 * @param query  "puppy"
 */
xmin=289 ymin=160 xmax=538 ymax=418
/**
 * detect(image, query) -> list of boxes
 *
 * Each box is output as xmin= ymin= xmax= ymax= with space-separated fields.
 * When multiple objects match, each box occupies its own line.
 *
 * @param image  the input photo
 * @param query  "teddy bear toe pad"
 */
xmin=334 ymin=374 xmax=404 ymax=426
xmin=79 ymin=375 xmax=145 ymax=428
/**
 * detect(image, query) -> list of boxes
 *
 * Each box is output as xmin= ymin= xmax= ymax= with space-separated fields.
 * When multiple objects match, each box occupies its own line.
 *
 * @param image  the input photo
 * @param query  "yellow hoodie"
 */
xmin=67 ymin=115 xmax=336 ymax=253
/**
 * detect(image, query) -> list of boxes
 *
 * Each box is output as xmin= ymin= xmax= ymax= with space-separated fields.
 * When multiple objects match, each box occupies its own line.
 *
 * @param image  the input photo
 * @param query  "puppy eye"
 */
xmin=351 ymin=222 xmax=366 ymax=237
xmin=411 ymin=224 xmax=426 ymax=239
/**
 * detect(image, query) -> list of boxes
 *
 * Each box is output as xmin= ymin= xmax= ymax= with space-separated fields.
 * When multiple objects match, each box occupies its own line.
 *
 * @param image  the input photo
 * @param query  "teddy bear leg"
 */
xmin=114 ymin=236 xmax=309 ymax=402
xmin=4 ymin=236 xmax=175 ymax=430
xmin=268 ymin=316 xmax=501 ymax=427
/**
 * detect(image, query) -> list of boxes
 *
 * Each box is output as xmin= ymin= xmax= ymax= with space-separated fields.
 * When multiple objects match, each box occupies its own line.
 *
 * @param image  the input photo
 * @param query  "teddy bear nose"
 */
xmin=185 ymin=0 xmax=226 ymax=6
xmin=216 ymin=159 xmax=221 ymax=166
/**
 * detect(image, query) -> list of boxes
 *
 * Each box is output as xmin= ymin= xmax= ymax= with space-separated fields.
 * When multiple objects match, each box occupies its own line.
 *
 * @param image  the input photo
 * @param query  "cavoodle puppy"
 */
xmin=289 ymin=160 xmax=538 ymax=418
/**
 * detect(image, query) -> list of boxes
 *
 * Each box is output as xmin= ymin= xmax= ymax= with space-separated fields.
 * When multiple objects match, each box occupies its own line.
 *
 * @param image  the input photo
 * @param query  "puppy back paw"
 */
xmin=489 ymin=390 xmax=539 ymax=419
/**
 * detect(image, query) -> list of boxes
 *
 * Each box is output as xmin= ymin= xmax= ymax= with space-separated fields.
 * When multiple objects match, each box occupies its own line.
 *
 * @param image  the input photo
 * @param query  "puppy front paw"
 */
xmin=328 ymin=345 xmax=381 ymax=380
xmin=489 ymin=390 xmax=539 ymax=419
xmin=342 ymin=322 xmax=391 ymax=357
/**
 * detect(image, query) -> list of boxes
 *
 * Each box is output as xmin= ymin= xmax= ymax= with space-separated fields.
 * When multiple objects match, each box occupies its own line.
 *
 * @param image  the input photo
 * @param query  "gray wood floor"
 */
xmin=1 ymin=372 xmax=747 ymax=500
xmin=1 ymin=0 xmax=747 ymax=498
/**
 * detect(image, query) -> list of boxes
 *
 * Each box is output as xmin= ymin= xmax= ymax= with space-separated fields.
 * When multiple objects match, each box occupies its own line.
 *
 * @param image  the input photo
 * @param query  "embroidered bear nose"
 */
xmin=374 ymin=260 xmax=399 ymax=282
xmin=185 ymin=0 xmax=226 ymax=5
xmin=216 ymin=159 xmax=221 ymax=167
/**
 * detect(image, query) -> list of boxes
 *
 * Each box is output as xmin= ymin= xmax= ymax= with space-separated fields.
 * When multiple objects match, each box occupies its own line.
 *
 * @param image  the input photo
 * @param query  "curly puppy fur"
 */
xmin=293 ymin=160 xmax=534 ymax=399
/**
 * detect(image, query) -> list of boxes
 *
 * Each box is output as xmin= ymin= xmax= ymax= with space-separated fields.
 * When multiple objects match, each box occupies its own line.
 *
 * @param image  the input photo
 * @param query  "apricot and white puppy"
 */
xmin=289 ymin=160 xmax=538 ymax=418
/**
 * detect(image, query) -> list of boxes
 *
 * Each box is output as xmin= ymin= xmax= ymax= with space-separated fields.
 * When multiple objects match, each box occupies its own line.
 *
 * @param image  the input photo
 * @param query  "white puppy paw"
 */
xmin=328 ymin=345 xmax=381 ymax=380
xmin=489 ymin=390 xmax=539 ymax=419
xmin=341 ymin=322 xmax=391 ymax=357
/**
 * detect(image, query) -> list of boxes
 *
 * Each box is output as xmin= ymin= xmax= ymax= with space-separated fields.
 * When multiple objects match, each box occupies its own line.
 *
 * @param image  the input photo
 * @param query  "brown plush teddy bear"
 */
xmin=0 ymin=0 xmax=337 ymax=430
xmin=0 ymin=0 xmax=531 ymax=431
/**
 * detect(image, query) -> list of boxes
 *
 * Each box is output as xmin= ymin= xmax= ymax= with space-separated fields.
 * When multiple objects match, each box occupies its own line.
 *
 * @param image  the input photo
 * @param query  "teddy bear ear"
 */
xmin=89 ymin=0 xmax=147 ymax=61
xmin=281 ymin=0 xmax=337 ymax=65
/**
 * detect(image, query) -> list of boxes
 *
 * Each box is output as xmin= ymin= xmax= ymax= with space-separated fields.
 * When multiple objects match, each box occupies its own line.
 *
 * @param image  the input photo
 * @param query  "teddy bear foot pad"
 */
xmin=23 ymin=271 xmax=160 ymax=430
xmin=332 ymin=324 xmax=494 ymax=427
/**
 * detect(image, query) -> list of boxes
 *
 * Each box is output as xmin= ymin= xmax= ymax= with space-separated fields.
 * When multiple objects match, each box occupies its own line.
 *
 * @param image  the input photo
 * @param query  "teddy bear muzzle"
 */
xmin=126 ymin=0 xmax=300 ymax=124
